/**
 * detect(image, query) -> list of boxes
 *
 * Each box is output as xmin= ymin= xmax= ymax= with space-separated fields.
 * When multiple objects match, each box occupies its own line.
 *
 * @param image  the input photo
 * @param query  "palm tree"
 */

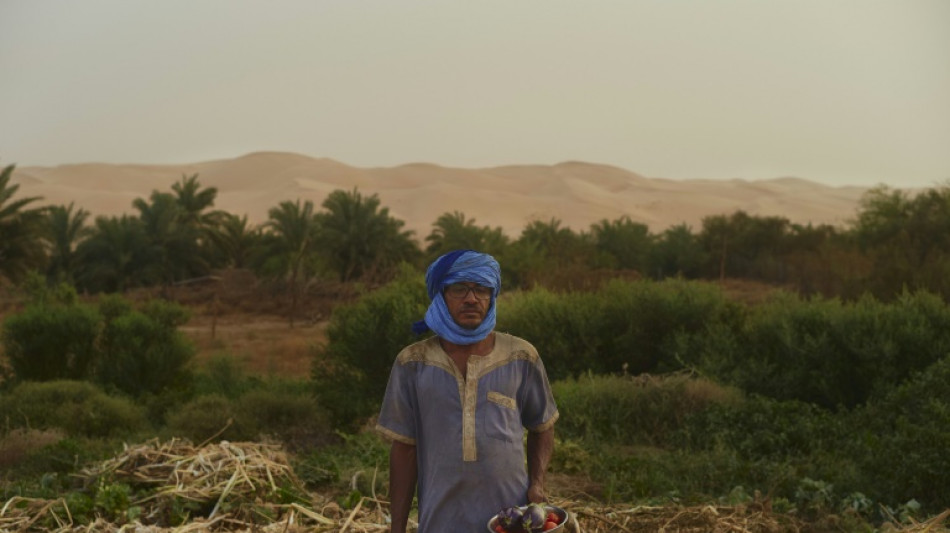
xmin=425 ymin=211 xmax=510 ymax=259
xmin=260 ymin=199 xmax=320 ymax=326
xmin=133 ymin=191 xmax=205 ymax=286
xmin=76 ymin=215 xmax=149 ymax=292
xmin=589 ymin=216 xmax=652 ymax=271
xmin=44 ymin=203 xmax=91 ymax=283
xmin=206 ymin=213 xmax=261 ymax=269
xmin=171 ymin=173 xmax=227 ymax=266
xmin=649 ymin=223 xmax=702 ymax=279
xmin=317 ymin=188 xmax=419 ymax=282
xmin=0 ymin=163 xmax=47 ymax=283
xmin=171 ymin=173 xmax=219 ymax=228
xmin=516 ymin=218 xmax=589 ymax=267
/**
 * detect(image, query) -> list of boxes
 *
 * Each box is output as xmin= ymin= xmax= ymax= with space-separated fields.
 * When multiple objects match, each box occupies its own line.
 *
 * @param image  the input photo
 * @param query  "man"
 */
xmin=376 ymin=249 xmax=558 ymax=533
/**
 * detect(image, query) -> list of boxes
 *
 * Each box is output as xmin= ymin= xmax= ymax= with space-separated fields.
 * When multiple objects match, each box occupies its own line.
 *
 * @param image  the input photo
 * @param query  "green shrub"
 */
xmin=499 ymin=279 xmax=738 ymax=380
xmin=695 ymin=290 xmax=950 ymax=409
xmin=849 ymin=355 xmax=950 ymax=513
xmin=498 ymin=288 xmax=604 ymax=379
xmin=164 ymin=394 xmax=239 ymax=443
xmin=1 ymin=291 xmax=200 ymax=402
xmin=166 ymin=382 xmax=334 ymax=450
xmin=194 ymin=353 xmax=250 ymax=399
xmin=0 ymin=428 xmax=65 ymax=470
xmin=0 ymin=436 xmax=121 ymax=495
xmin=1 ymin=302 xmax=100 ymax=381
xmin=597 ymin=279 xmax=739 ymax=375
xmin=293 ymin=429 xmax=389 ymax=492
xmin=670 ymin=395 xmax=871 ymax=512
xmin=234 ymin=385 xmax=336 ymax=450
xmin=588 ymin=446 xmax=798 ymax=505
xmin=0 ymin=380 xmax=147 ymax=438
xmin=675 ymin=394 xmax=847 ymax=460
xmin=97 ymin=298 xmax=194 ymax=397
xmin=548 ymin=438 xmax=593 ymax=475
xmin=553 ymin=373 xmax=739 ymax=447
xmin=97 ymin=293 xmax=133 ymax=321
xmin=312 ymin=265 xmax=428 ymax=430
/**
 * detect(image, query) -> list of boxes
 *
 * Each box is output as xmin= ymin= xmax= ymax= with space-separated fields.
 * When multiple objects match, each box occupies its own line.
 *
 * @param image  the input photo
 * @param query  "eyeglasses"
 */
xmin=444 ymin=283 xmax=493 ymax=301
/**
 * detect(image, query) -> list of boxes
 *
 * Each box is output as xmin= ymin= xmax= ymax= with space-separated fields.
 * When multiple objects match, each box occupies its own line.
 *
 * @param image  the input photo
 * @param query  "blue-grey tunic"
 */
xmin=376 ymin=332 xmax=559 ymax=533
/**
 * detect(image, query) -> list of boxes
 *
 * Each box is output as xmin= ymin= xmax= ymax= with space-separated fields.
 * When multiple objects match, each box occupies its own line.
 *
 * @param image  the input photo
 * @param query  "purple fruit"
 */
xmin=521 ymin=503 xmax=546 ymax=532
xmin=497 ymin=506 xmax=523 ymax=530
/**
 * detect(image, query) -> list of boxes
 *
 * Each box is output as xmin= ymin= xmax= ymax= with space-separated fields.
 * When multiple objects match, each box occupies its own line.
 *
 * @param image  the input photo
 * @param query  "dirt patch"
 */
xmin=158 ymin=269 xmax=355 ymax=378
xmin=182 ymin=314 xmax=329 ymax=378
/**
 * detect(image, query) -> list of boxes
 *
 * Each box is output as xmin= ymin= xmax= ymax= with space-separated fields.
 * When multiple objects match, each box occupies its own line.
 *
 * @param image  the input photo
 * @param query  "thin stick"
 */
xmin=339 ymin=497 xmax=365 ymax=533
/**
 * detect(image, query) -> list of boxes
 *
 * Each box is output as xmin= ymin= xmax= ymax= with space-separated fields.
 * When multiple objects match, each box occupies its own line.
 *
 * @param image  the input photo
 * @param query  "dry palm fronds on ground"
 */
xmin=560 ymin=502 xmax=950 ymax=533
xmin=0 ymin=438 xmax=400 ymax=532
xmin=81 ymin=437 xmax=302 ymax=518
xmin=2 ymin=438 xmax=949 ymax=532
xmin=564 ymin=501 xmax=797 ymax=532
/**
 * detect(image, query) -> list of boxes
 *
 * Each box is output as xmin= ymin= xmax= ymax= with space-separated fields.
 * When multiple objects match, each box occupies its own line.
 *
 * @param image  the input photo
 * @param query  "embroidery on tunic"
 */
xmin=487 ymin=391 xmax=516 ymax=410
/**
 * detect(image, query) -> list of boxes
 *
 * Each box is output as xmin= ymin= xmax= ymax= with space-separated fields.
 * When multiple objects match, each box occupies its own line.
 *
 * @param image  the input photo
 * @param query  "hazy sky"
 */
xmin=2 ymin=1 xmax=948 ymax=188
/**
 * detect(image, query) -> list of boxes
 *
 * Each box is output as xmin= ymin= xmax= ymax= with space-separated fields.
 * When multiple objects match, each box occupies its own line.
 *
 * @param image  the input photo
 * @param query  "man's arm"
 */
xmin=389 ymin=440 xmax=418 ymax=533
xmin=526 ymin=427 xmax=554 ymax=503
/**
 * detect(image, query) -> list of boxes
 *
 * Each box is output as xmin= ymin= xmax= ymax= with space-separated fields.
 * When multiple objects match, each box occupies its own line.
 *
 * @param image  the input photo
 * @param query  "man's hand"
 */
xmin=527 ymin=483 xmax=546 ymax=503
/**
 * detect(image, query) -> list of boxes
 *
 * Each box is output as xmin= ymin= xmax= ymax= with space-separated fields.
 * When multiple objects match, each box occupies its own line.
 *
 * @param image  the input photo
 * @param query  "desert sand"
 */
xmin=11 ymin=151 xmax=878 ymax=239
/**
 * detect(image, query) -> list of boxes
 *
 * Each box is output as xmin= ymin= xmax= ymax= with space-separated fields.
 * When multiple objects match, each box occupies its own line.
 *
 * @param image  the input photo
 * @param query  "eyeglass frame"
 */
xmin=443 ymin=283 xmax=493 ymax=301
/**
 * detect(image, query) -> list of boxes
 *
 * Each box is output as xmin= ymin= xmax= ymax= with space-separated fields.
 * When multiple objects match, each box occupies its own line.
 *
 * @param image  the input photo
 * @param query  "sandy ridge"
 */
xmin=11 ymin=151 xmax=877 ymax=239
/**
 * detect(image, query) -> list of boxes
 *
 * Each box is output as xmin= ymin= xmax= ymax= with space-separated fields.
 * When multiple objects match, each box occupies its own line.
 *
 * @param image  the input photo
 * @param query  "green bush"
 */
xmin=194 ymin=353 xmax=250 ymax=399
xmin=548 ymin=438 xmax=593 ymax=475
xmin=234 ymin=385 xmax=335 ymax=450
xmin=498 ymin=288 xmax=604 ymax=379
xmin=292 ymin=429 xmax=389 ymax=492
xmin=597 ymin=279 xmax=740 ymax=375
xmin=675 ymin=394 xmax=847 ymax=460
xmin=312 ymin=265 xmax=428 ymax=430
xmin=849 ymin=355 xmax=950 ymax=513
xmin=97 ymin=297 xmax=194 ymax=397
xmin=97 ymin=293 xmax=133 ymax=321
xmin=0 ymin=428 xmax=64 ymax=470
xmin=499 ymin=279 xmax=739 ymax=380
xmin=0 ymin=380 xmax=147 ymax=438
xmin=164 ymin=394 xmax=239 ymax=443
xmin=553 ymin=373 xmax=739 ymax=447
xmin=589 ymin=447 xmax=798 ymax=505
xmin=166 ymin=382 xmax=335 ymax=450
xmin=1 ymin=291 xmax=199 ymax=402
xmin=1 ymin=436 xmax=121 ymax=494
xmin=1 ymin=303 xmax=100 ymax=382
xmin=695 ymin=291 xmax=950 ymax=409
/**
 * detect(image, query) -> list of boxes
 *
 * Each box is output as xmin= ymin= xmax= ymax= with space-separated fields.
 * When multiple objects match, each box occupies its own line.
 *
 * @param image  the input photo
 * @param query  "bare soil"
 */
xmin=181 ymin=314 xmax=328 ymax=377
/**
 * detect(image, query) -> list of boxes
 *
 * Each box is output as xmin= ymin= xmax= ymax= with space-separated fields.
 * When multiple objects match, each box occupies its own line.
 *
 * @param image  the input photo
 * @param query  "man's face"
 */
xmin=443 ymin=282 xmax=492 ymax=329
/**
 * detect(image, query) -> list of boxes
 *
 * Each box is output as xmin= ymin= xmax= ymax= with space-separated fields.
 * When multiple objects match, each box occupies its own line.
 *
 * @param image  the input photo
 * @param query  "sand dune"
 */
xmin=12 ymin=151 xmax=878 ymax=239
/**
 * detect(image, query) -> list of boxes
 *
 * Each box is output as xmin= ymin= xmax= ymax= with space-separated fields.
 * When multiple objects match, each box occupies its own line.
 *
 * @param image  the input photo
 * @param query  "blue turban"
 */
xmin=412 ymin=249 xmax=501 ymax=345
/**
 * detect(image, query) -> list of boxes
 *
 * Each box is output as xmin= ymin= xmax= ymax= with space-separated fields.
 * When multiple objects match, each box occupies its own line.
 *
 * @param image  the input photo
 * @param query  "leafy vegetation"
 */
xmin=3 ymin=164 xmax=950 ymax=529
xmin=0 ymin=163 xmax=47 ymax=283
xmin=0 ymin=380 xmax=147 ymax=438
xmin=311 ymin=264 xmax=428 ymax=429
xmin=3 ymin=160 xmax=950 ymax=304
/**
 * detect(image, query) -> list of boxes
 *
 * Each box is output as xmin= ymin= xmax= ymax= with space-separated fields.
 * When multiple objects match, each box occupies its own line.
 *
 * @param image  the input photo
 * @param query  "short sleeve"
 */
xmin=376 ymin=358 xmax=419 ymax=445
xmin=519 ymin=356 xmax=558 ymax=432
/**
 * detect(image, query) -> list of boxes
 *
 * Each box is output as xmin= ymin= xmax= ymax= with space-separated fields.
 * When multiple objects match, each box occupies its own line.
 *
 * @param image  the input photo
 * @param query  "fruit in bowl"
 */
xmin=488 ymin=503 xmax=568 ymax=532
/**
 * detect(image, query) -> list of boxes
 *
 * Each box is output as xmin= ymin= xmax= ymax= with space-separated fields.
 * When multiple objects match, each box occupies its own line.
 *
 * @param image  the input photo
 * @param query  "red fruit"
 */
xmin=494 ymin=525 xmax=505 ymax=533
xmin=546 ymin=512 xmax=560 ymax=524
xmin=543 ymin=520 xmax=558 ymax=531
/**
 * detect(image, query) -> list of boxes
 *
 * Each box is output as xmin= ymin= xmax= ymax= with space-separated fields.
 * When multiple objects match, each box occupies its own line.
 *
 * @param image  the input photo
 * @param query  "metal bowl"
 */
xmin=487 ymin=504 xmax=568 ymax=532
